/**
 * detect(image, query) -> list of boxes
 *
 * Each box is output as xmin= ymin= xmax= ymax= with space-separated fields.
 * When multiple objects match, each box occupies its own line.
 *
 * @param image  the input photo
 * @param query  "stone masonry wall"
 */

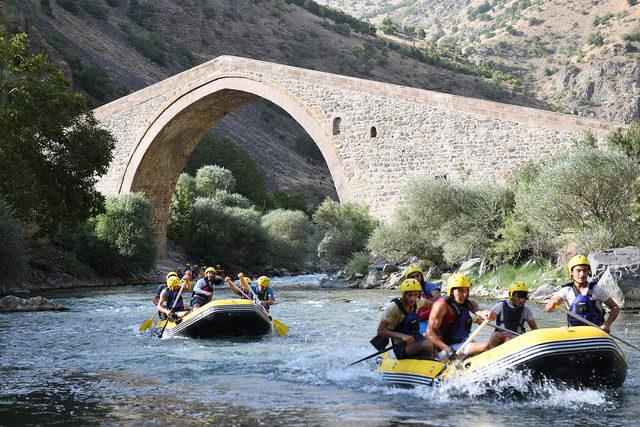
xmin=93 ymin=56 xmax=622 ymax=249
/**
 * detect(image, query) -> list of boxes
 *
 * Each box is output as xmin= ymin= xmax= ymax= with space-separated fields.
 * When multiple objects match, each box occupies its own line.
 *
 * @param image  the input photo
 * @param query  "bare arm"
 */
xmin=527 ymin=319 xmax=538 ymax=330
xmin=426 ymin=302 xmax=449 ymax=352
xmin=377 ymin=319 xmax=413 ymax=343
xmin=545 ymin=295 xmax=565 ymax=312
xmin=602 ymin=298 xmax=620 ymax=332
xmin=225 ymin=276 xmax=240 ymax=294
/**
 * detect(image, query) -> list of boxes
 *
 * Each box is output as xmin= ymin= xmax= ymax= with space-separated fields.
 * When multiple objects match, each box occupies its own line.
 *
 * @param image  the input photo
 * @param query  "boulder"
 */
xmin=0 ymin=295 xmax=68 ymax=312
xmin=380 ymin=271 xmax=404 ymax=290
xmin=458 ymin=258 xmax=483 ymax=275
xmin=382 ymin=263 xmax=398 ymax=275
xmin=362 ymin=271 xmax=383 ymax=289
xmin=589 ymin=246 xmax=640 ymax=281
xmin=587 ymin=246 xmax=640 ymax=308
xmin=529 ymin=283 xmax=559 ymax=303
xmin=597 ymin=266 xmax=640 ymax=309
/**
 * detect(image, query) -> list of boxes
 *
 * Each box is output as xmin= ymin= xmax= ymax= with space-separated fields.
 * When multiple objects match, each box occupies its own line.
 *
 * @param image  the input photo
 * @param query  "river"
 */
xmin=1 ymin=274 xmax=639 ymax=425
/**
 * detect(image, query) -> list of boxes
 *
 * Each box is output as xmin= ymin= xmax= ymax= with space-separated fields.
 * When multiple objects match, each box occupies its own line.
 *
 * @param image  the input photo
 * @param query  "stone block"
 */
xmin=597 ymin=266 xmax=640 ymax=309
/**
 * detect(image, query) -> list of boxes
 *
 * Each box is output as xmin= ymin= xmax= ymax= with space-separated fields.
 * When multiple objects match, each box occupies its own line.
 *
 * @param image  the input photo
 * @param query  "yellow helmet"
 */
xmin=245 ymin=277 xmax=252 ymax=285
xmin=166 ymin=272 xmax=178 ymax=283
xmin=508 ymin=281 xmax=529 ymax=298
xmin=205 ymin=267 xmax=216 ymax=274
xmin=404 ymin=265 xmax=423 ymax=280
xmin=257 ymin=276 xmax=270 ymax=289
xmin=446 ymin=274 xmax=471 ymax=297
xmin=567 ymin=255 xmax=590 ymax=276
xmin=400 ymin=278 xmax=422 ymax=296
xmin=167 ymin=276 xmax=181 ymax=291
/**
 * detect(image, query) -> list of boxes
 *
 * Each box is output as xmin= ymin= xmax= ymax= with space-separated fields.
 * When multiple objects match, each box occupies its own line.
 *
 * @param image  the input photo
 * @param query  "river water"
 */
xmin=1 ymin=274 xmax=640 ymax=425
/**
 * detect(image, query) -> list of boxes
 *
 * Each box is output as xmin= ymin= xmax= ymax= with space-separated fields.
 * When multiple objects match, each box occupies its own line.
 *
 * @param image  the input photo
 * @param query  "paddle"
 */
xmin=157 ymin=282 xmax=187 ymax=338
xmin=138 ymin=311 xmax=157 ymax=332
xmin=347 ymin=341 xmax=404 ymax=367
xmin=555 ymin=306 xmax=640 ymax=352
xmin=237 ymin=274 xmax=289 ymax=337
xmin=455 ymin=318 xmax=491 ymax=359
xmin=470 ymin=311 xmax=521 ymax=336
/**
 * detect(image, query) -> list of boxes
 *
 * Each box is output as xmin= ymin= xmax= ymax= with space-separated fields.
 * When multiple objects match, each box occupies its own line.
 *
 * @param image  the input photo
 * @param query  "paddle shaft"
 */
xmin=556 ymin=306 xmax=640 ymax=352
xmin=347 ymin=342 xmax=402 ymax=367
xmin=237 ymin=276 xmax=287 ymax=336
xmin=158 ymin=283 xmax=186 ymax=338
xmin=470 ymin=312 xmax=521 ymax=336
xmin=456 ymin=318 xmax=490 ymax=356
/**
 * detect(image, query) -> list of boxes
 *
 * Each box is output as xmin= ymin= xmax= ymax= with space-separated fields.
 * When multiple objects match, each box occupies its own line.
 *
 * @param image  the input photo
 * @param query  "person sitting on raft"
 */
xmin=545 ymin=255 xmax=620 ymax=332
xmin=225 ymin=275 xmax=253 ymax=299
xmin=486 ymin=281 xmax=538 ymax=350
xmin=404 ymin=265 xmax=441 ymax=301
xmin=157 ymin=276 xmax=189 ymax=321
xmin=191 ymin=267 xmax=217 ymax=309
xmin=376 ymin=279 xmax=435 ymax=360
xmin=240 ymin=274 xmax=275 ymax=311
xmin=153 ymin=271 xmax=179 ymax=309
xmin=427 ymin=274 xmax=490 ymax=360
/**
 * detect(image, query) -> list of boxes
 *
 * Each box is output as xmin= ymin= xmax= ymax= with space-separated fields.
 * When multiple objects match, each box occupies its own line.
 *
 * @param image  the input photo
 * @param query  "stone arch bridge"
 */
xmin=94 ymin=55 xmax=619 ymax=254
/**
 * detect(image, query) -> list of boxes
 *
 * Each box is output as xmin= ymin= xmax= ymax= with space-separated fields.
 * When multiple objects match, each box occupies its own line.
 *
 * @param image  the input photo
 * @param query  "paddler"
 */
xmin=153 ymin=271 xmax=179 ymax=310
xmin=545 ymin=255 xmax=620 ymax=332
xmin=486 ymin=281 xmax=537 ymax=350
xmin=225 ymin=275 xmax=253 ymax=300
xmin=157 ymin=276 xmax=189 ymax=321
xmin=426 ymin=274 xmax=490 ymax=360
xmin=404 ymin=265 xmax=441 ymax=301
xmin=376 ymin=278 xmax=435 ymax=360
xmin=244 ymin=275 xmax=275 ymax=311
xmin=190 ymin=266 xmax=216 ymax=309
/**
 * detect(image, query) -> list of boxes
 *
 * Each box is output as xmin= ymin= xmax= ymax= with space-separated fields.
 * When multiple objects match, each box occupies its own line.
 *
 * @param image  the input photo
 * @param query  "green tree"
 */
xmin=0 ymin=199 xmax=27 ymax=288
xmin=262 ymin=209 xmax=311 ymax=269
xmin=607 ymin=121 xmax=640 ymax=163
xmin=0 ymin=34 xmax=114 ymax=235
xmin=418 ymin=28 xmax=427 ymax=38
xmin=195 ymin=165 xmax=236 ymax=197
xmin=379 ymin=17 xmax=396 ymax=34
xmin=404 ymin=25 xmax=416 ymax=37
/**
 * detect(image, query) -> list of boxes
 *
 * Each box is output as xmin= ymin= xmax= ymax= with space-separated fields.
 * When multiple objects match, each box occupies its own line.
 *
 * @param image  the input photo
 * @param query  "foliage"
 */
xmin=127 ymin=0 xmax=156 ymax=29
xmin=515 ymin=148 xmax=640 ymax=253
xmin=367 ymin=219 xmax=442 ymax=264
xmin=178 ymin=198 xmax=269 ymax=267
xmin=55 ymin=0 xmax=80 ymax=14
xmin=294 ymin=135 xmax=324 ymax=163
xmin=379 ymin=17 xmax=396 ymax=34
xmin=607 ymin=121 xmax=640 ymax=163
xmin=0 ymin=34 xmax=115 ymax=235
xmin=262 ymin=209 xmax=311 ymax=269
xmin=471 ymin=261 xmax=564 ymax=291
xmin=66 ymin=193 xmax=157 ymax=275
xmin=40 ymin=0 xmax=53 ymax=16
xmin=195 ymin=165 xmax=236 ymax=197
xmin=284 ymin=0 xmax=377 ymax=36
xmin=586 ymin=33 xmax=604 ymax=46
xmin=268 ymin=190 xmax=309 ymax=213
xmin=80 ymin=0 xmax=108 ymax=19
xmin=120 ymin=24 xmax=168 ymax=65
xmin=313 ymin=199 xmax=379 ymax=264
xmin=0 ymin=199 xmax=27 ymax=287
xmin=74 ymin=66 xmax=128 ymax=102
xmin=167 ymin=173 xmax=197 ymax=242
xmin=185 ymin=133 xmax=269 ymax=208
xmin=345 ymin=251 xmax=372 ymax=276
xmin=210 ymin=190 xmax=253 ymax=209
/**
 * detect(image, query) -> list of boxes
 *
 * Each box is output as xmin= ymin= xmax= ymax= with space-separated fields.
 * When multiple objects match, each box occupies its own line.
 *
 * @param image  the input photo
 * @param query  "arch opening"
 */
xmin=121 ymin=77 xmax=350 ymax=254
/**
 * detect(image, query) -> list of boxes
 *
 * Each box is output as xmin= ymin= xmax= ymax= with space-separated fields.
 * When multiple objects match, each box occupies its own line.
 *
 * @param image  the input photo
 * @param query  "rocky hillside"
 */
xmin=320 ymin=0 xmax=640 ymax=123
xmin=1 ymin=0 xmax=548 ymax=204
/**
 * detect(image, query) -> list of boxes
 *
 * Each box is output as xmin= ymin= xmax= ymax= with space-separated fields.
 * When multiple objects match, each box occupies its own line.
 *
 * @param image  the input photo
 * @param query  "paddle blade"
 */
xmin=272 ymin=319 xmax=289 ymax=336
xmin=139 ymin=317 xmax=154 ymax=331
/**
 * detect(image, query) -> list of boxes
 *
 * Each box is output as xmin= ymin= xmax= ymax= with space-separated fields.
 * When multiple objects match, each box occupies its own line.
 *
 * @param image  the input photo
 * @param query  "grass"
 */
xmin=467 ymin=261 xmax=565 ymax=291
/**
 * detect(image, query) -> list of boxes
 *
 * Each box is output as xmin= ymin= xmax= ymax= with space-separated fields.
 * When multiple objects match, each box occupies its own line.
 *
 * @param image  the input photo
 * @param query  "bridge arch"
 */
xmin=118 ymin=76 xmax=350 ymax=253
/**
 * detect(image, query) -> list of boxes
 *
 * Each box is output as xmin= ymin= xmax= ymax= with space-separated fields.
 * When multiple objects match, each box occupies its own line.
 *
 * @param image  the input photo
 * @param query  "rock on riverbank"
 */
xmin=0 ymin=295 xmax=68 ymax=312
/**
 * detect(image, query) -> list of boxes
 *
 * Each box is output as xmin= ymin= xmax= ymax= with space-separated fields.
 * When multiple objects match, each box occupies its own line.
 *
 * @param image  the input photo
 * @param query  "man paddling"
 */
xmin=545 ymin=255 xmax=620 ymax=332
xmin=427 ymin=274 xmax=489 ymax=360
xmin=190 ymin=267 xmax=217 ymax=309
xmin=376 ymin=279 xmax=435 ymax=360
xmin=157 ymin=276 xmax=189 ymax=321
xmin=486 ymin=281 xmax=537 ymax=350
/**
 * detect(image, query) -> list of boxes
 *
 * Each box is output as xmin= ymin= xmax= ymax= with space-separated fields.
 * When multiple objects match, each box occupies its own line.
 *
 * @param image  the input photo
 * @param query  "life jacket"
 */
xmin=438 ymin=297 xmax=472 ymax=345
xmin=194 ymin=279 xmax=214 ymax=300
xmin=496 ymin=301 xmax=526 ymax=334
xmin=163 ymin=289 xmax=184 ymax=312
xmin=390 ymin=298 xmax=419 ymax=337
xmin=563 ymin=282 xmax=604 ymax=326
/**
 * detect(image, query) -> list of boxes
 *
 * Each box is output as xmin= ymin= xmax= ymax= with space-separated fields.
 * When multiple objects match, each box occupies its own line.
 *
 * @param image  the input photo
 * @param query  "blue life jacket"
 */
xmin=442 ymin=298 xmax=472 ymax=345
xmin=564 ymin=282 xmax=604 ymax=326
xmin=164 ymin=289 xmax=184 ymax=312
xmin=496 ymin=301 xmax=526 ymax=333
xmin=390 ymin=298 xmax=419 ymax=337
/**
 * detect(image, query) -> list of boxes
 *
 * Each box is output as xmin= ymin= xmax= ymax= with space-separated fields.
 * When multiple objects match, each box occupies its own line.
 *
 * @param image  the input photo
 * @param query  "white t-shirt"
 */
xmin=555 ymin=283 xmax=610 ymax=312
xmin=491 ymin=300 xmax=534 ymax=322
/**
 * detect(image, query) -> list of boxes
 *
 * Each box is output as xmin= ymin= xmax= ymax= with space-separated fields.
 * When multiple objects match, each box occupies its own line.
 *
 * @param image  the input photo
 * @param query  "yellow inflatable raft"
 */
xmin=156 ymin=299 xmax=272 ymax=338
xmin=379 ymin=326 xmax=627 ymax=388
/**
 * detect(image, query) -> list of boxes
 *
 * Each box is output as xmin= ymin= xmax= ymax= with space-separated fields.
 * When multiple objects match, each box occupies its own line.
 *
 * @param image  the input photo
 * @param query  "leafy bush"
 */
xmin=74 ymin=66 xmax=127 ymax=102
xmin=367 ymin=220 xmax=442 ymax=264
xmin=284 ymin=0 xmax=376 ymax=35
xmin=0 ymin=199 xmax=27 ymax=287
xmin=120 ymin=24 xmax=167 ymax=65
xmin=167 ymin=173 xmax=197 ymax=242
xmin=210 ymin=190 xmax=252 ymax=209
xmin=379 ymin=17 xmax=396 ymax=34
xmin=195 ymin=165 xmax=236 ymax=197
xmin=186 ymin=133 xmax=269 ymax=208
xmin=94 ymin=193 xmax=157 ymax=273
xmin=56 ymin=0 xmax=81 ymax=14
xmin=262 ymin=209 xmax=311 ymax=269
xmin=127 ymin=0 xmax=156 ymax=28
xmin=607 ymin=121 xmax=640 ymax=163
xmin=180 ymin=199 xmax=268 ymax=267
xmin=587 ymin=33 xmax=604 ymax=46
xmin=515 ymin=148 xmax=640 ymax=253
xmin=313 ymin=199 xmax=379 ymax=264
xmin=65 ymin=193 xmax=157 ymax=275
xmin=268 ymin=190 xmax=309 ymax=213
xmin=81 ymin=0 xmax=108 ymax=19
xmin=345 ymin=251 xmax=372 ymax=276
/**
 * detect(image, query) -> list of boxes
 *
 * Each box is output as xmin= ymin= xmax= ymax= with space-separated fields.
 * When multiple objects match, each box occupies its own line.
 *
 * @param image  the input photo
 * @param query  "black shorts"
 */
xmin=393 ymin=334 xmax=426 ymax=360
